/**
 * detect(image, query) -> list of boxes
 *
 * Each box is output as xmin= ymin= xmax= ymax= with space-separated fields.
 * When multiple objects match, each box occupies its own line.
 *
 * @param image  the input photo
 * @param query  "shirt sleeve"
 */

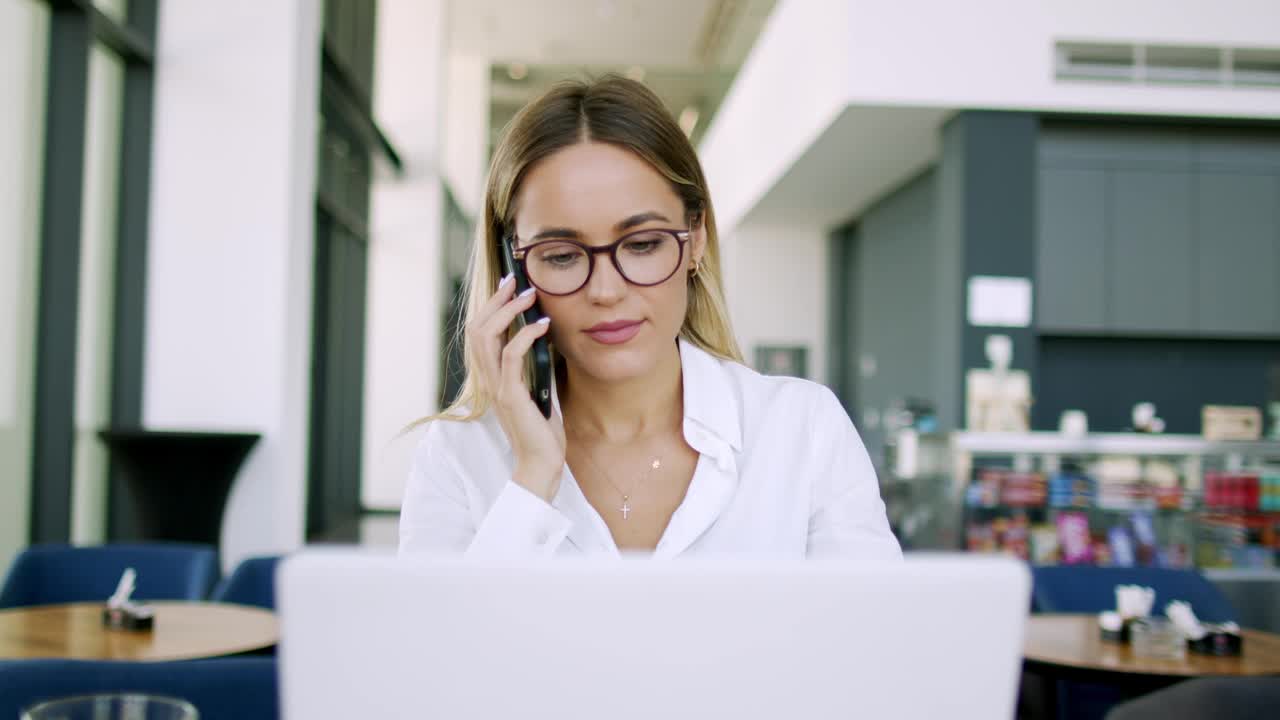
xmin=806 ymin=387 xmax=904 ymax=561
xmin=398 ymin=420 xmax=572 ymax=558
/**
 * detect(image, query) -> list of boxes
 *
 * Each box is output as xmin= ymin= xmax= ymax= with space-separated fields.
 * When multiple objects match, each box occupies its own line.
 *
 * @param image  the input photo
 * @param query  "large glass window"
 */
xmin=71 ymin=44 xmax=126 ymax=544
xmin=0 ymin=0 xmax=50 ymax=568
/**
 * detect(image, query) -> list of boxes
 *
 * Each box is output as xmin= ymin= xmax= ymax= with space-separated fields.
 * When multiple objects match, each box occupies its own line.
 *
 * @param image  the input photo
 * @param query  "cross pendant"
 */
xmin=620 ymin=497 xmax=631 ymax=520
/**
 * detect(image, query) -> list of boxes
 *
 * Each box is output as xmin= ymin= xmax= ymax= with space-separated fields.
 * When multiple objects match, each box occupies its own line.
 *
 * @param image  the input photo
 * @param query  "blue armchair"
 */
xmin=210 ymin=555 xmax=282 ymax=610
xmin=1031 ymin=565 xmax=1237 ymax=623
xmin=0 ymin=658 xmax=278 ymax=720
xmin=0 ymin=543 xmax=219 ymax=609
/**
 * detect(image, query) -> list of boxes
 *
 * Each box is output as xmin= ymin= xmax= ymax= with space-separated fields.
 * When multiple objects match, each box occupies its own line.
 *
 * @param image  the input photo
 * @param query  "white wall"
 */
xmin=702 ymin=0 xmax=1280 ymax=395
xmin=145 ymin=0 xmax=320 ymax=569
xmin=442 ymin=52 xmax=489 ymax=219
xmin=703 ymin=0 xmax=1280 ymax=235
xmin=0 ymin=0 xmax=48 ymax=569
xmin=722 ymin=222 xmax=828 ymax=385
xmin=842 ymin=0 xmax=1280 ymax=115
xmin=698 ymin=0 xmax=853 ymax=234
xmin=361 ymin=0 xmax=449 ymax=511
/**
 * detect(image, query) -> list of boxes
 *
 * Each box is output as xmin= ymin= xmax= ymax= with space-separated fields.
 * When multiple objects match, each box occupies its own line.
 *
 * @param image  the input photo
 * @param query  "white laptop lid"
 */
xmin=278 ymin=552 xmax=1029 ymax=720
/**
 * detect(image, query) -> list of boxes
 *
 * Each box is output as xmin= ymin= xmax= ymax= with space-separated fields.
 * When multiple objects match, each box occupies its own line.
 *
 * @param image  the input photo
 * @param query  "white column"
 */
xmin=144 ymin=0 xmax=321 ymax=568
xmin=442 ymin=53 xmax=490 ymax=218
xmin=361 ymin=0 xmax=449 ymax=510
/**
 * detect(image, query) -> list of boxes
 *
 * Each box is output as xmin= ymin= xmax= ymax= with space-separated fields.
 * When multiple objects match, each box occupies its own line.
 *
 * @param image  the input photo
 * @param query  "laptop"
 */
xmin=278 ymin=551 xmax=1029 ymax=720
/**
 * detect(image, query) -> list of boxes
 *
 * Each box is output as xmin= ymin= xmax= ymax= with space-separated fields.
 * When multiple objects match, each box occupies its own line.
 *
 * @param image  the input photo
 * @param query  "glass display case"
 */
xmin=884 ymin=431 xmax=1280 ymax=574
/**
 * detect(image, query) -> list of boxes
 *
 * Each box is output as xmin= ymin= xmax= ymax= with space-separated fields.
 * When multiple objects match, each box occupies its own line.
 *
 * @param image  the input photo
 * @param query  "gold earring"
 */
xmin=690 ymin=259 xmax=702 ymax=278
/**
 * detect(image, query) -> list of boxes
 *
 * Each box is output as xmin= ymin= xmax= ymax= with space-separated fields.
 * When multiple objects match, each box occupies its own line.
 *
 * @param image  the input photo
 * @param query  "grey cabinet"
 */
xmin=1037 ymin=127 xmax=1280 ymax=338
xmin=1196 ymin=173 xmax=1280 ymax=334
xmin=1037 ymin=167 xmax=1107 ymax=330
xmin=1109 ymin=170 xmax=1196 ymax=333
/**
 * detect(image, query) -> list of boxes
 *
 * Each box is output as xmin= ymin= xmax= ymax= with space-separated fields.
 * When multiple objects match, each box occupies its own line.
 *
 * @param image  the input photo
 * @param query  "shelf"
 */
xmin=948 ymin=431 xmax=1280 ymax=457
xmin=1203 ymin=568 xmax=1280 ymax=581
xmin=966 ymin=504 xmax=1193 ymax=513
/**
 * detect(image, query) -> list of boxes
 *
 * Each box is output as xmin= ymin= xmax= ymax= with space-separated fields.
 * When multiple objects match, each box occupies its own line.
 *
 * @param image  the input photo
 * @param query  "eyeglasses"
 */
xmin=511 ymin=228 xmax=690 ymax=296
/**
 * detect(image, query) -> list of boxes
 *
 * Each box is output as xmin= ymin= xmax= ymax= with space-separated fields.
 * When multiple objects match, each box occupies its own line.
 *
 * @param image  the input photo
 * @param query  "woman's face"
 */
xmin=512 ymin=141 xmax=704 ymax=384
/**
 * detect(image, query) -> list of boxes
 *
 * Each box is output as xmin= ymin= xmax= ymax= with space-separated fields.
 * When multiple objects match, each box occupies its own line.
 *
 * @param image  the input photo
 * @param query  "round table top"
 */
xmin=1026 ymin=614 xmax=1280 ymax=678
xmin=0 ymin=601 xmax=277 ymax=662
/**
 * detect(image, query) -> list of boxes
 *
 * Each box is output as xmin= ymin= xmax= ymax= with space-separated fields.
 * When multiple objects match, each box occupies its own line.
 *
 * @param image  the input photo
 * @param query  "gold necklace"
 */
xmin=567 ymin=425 xmax=662 ymax=520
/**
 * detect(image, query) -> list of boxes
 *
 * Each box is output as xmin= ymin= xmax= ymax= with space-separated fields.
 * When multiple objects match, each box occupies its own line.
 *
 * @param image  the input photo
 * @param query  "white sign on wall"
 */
xmin=967 ymin=276 xmax=1033 ymax=328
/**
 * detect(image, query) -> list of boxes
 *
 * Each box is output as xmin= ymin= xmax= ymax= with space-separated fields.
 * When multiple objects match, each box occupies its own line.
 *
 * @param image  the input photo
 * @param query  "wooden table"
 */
xmin=1025 ymin=614 xmax=1280 ymax=679
xmin=1023 ymin=613 xmax=1280 ymax=718
xmin=0 ymin=602 xmax=277 ymax=662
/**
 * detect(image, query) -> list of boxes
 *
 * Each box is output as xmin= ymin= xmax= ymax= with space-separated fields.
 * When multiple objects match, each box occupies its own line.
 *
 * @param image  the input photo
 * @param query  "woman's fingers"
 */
xmin=499 ymin=316 xmax=552 ymax=393
xmin=480 ymin=286 xmax=539 ymax=340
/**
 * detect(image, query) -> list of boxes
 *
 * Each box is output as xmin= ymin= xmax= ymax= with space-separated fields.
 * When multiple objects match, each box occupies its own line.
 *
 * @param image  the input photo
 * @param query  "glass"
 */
xmin=22 ymin=694 xmax=198 ymax=720
xmin=1130 ymin=617 xmax=1186 ymax=660
xmin=71 ymin=43 xmax=125 ymax=544
xmin=514 ymin=229 xmax=689 ymax=296
xmin=0 ymin=0 xmax=50 ymax=570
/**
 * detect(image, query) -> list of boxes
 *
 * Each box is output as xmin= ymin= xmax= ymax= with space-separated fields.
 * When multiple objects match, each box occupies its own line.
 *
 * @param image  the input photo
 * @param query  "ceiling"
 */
xmin=446 ymin=0 xmax=777 ymax=147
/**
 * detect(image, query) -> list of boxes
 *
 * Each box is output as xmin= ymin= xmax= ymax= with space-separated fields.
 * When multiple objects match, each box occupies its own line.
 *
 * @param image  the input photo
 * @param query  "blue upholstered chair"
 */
xmin=0 ymin=543 xmax=219 ymax=609
xmin=210 ymin=555 xmax=282 ymax=610
xmin=0 ymin=658 xmax=278 ymax=720
xmin=1031 ymin=565 xmax=1237 ymax=623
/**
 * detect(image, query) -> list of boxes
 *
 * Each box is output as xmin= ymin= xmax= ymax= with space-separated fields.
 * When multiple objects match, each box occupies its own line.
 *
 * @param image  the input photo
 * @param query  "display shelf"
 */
xmin=893 ymin=431 xmax=1280 ymax=570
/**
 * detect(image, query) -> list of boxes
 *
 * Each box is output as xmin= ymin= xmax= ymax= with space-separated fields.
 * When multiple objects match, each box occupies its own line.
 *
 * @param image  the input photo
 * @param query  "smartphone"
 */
xmin=498 ymin=234 xmax=553 ymax=418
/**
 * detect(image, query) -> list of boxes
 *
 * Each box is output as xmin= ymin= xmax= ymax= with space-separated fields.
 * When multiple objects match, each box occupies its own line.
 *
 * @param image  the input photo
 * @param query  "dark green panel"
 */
xmin=31 ymin=5 xmax=92 ymax=543
xmin=1109 ymin=169 xmax=1196 ymax=333
xmin=107 ymin=0 xmax=158 ymax=541
xmin=1036 ymin=167 xmax=1107 ymax=331
xmin=950 ymin=112 xmax=1040 ymax=409
xmin=1195 ymin=172 xmax=1280 ymax=334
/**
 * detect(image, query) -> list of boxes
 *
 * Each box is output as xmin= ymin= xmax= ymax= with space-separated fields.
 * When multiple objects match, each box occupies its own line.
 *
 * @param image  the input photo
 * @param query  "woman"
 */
xmin=399 ymin=75 xmax=900 ymax=561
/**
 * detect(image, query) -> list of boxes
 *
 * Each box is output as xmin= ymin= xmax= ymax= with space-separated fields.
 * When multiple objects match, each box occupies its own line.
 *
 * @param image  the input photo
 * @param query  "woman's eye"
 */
xmin=542 ymin=252 xmax=580 ymax=267
xmin=622 ymin=239 xmax=661 ymax=254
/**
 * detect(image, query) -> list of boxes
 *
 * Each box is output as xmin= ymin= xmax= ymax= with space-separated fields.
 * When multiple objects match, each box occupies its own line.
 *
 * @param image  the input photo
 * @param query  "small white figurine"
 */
xmin=1132 ymin=402 xmax=1166 ymax=434
xmin=966 ymin=334 xmax=1032 ymax=432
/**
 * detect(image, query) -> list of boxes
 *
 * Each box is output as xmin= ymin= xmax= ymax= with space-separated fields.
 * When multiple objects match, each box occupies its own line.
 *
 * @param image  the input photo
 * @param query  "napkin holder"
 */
xmin=1187 ymin=624 xmax=1244 ymax=657
xmin=102 ymin=602 xmax=155 ymax=631
xmin=101 ymin=566 xmax=154 ymax=631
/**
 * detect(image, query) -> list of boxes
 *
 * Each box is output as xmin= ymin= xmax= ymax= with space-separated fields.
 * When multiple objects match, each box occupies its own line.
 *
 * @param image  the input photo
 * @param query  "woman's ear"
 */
xmin=690 ymin=213 xmax=708 ymax=268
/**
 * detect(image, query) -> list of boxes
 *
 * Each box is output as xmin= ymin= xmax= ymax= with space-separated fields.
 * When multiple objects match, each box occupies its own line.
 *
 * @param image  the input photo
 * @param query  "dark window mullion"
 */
xmin=31 ymin=3 xmax=93 ymax=543
xmin=106 ymin=0 xmax=158 ymax=540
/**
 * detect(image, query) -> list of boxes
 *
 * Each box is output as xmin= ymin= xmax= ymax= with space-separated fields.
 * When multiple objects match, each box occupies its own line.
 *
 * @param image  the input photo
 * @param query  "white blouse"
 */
xmin=399 ymin=339 xmax=902 ymax=561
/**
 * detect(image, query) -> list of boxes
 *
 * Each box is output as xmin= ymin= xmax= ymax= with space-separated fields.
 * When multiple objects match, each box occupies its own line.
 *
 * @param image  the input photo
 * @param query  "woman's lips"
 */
xmin=584 ymin=320 xmax=643 ymax=345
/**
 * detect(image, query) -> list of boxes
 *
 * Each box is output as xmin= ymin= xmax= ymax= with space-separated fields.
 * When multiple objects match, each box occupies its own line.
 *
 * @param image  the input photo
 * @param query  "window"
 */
xmin=0 ymin=0 xmax=50 ymax=566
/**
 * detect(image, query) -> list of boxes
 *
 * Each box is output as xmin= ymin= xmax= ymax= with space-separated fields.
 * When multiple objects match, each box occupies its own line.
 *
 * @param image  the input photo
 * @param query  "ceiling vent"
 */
xmin=1055 ymin=40 xmax=1280 ymax=89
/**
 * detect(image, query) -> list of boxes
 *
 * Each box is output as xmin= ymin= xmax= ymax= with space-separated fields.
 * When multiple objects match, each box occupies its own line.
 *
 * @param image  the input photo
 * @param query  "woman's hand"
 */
xmin=466 ymin=274 xmax=566 ymax=502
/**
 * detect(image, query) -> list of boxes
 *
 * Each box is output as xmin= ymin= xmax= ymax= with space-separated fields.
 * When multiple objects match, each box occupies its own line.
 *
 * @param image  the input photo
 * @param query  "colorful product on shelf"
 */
xmin=1259 ymin=470 xmax=1280 ymax=512
xmin=1130 ymin=511 xmax=1159 ymax=566
xmin=965 ymin=515 xmax=1031 ymax=560
xmin=1204 ymin=472 xmax=1262 ymax=511
xmin=965 ymin=468 xmax=1046 ymax=507
xmin=1108 ymin=525 xmax=1136 ymax=567
xmin=1196 ymin=512 xmax=1280 ymax=569
xmin=1056 ymin=511 xmax=1093 ymax=565
xmin=1001 ymin=472 xmax=1047 ymax=507
xmin=1029 ymin=524 xmax=1058 ymax=564
xmin=1048 ymin=471 xmax=1096 ymax=508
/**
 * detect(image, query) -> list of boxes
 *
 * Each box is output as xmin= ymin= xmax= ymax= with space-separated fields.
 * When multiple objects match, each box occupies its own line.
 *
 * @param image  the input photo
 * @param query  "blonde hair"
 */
xmin=428 ymin=74 xmax=741 ymax=424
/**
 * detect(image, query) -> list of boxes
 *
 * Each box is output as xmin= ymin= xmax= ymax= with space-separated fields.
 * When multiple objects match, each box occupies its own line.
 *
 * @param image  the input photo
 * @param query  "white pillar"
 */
xmin=443 ymin=53 xmax=490 ymax=218
xmin=361 ymin=0 xmax=450 ymax=510
xmin=144 ymin=0 xmax=321 ymax=568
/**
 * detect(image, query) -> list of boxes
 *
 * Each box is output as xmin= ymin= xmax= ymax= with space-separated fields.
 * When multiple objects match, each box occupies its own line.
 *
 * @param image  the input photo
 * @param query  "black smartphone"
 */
xmin=498 ymin=234 xmax=553 ymax=418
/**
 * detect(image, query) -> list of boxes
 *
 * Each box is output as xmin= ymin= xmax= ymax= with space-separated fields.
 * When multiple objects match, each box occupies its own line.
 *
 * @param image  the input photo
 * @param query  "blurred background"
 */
xmin=3 ymin=0 xmax=1280 ymax=625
